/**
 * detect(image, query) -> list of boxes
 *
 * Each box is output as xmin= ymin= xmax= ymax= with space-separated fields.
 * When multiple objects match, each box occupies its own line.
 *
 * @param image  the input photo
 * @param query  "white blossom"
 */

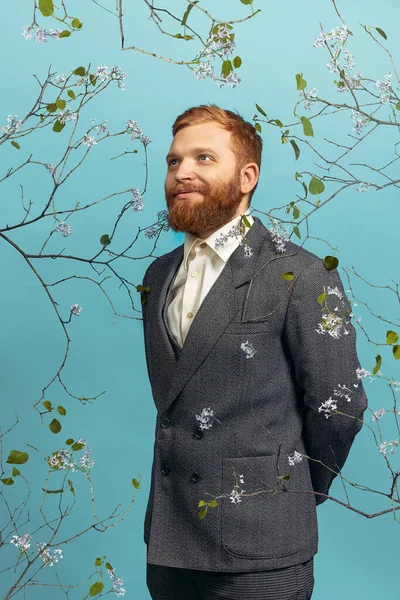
xmin=45 ymin=163 xmax=57 ymax=175
xmin=240 ymin=340 xmax=256 ymax=359
xmin=1 ymin=114 xmax=23 ymax=135
xmin=195 ymin=407 xmax=215 ymax=430
xmin=58 ymin=106 xmax=77 ymax=125
xmin=288 ymin=450 xmax=303 ymax=466
xmin=36 ymin=542 xmax=63 ymax=567
xmin=229 ymin=487 xmax=245 ymax=504
xmin=47 ymin=448 xmax=77 ymax=471
xmin=131 ymin=187 xmax=144 ymax=211
xmin=22 ymin=25 xmax=34 ymax=39
xmin=35 ymin=28 xmax=48 ymax=44
xmin=378 ymin=439 xmax=400 ymax=456
xmin=269 ymin=221 xmax=290 ymax=253
xmin=10 ymin=533 xmax=32 ymax=552
xmin=372 ymin=408 xmax=386 ymax=422
xmin=107 ymin=568 xmax=126 ymax=597
xmin=352 ymin=110 xmax=370 ymax=135
xmin=82 ymin=133 xmax=97 ymax=148
xmin=302 ymin=87 xmax=318 ymax=110
xmin=375 ymin=73 xmax=393 ymax=103
xmin=79 ymin=448 xmax=95 ymax=470
xmin=70 ymin=303 xmax=82 ymax=316
xmin=356 ymin=367 xmax=371 ymax=379
xmin=357 ymin=182 xmax=372 ymax=193
xmin=315 ymin=312 xmax=347 ymax=338
xmin=56 ymin=222 xmax=72 ymax=237
xmin=318 ymin=397 xmax=338 ymax=419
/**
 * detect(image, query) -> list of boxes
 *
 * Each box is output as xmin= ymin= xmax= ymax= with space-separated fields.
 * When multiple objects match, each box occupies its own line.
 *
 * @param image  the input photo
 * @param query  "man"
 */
xmin=140 ymin=104 xmax=368 ymax=599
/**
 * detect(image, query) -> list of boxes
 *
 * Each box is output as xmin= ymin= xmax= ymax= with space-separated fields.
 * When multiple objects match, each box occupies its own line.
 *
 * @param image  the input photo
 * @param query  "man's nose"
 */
xmin=174 ymin=160 xmax=196 ymax=181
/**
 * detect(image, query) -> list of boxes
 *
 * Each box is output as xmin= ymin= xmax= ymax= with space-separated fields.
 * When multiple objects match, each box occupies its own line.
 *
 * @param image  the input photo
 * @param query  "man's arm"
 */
xmin=283 ymin=258 xmax=368 ymax=505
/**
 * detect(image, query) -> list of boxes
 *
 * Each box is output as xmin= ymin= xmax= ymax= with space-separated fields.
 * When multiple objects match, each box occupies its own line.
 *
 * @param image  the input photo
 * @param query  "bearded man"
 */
xmin=140 ymin=104 xmax=367 ymax=600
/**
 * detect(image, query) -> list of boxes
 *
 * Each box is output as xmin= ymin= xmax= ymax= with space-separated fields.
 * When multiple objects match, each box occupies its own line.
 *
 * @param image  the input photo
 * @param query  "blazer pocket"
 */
xmin=223 ymin=320 xmax=270 ymax=335
xmin=221 ymin=455 xmax=306 ymax=559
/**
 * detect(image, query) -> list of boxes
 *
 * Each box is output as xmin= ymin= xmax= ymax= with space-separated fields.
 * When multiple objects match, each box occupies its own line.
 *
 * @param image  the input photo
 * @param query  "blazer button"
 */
xmin=161 ymin=417 xmax=171 ymax=429
xmin=194 ymin=428 xmax=204 ymax=439
xmin=161 ymin=464 xmax=170 ymax=476
xmin=190 ymin=472 xmax=200 ymax=483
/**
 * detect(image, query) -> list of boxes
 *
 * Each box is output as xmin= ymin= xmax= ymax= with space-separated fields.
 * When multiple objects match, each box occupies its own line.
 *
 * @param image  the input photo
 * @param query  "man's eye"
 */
xmin=199 ymin=155 xmax=211 ymax=161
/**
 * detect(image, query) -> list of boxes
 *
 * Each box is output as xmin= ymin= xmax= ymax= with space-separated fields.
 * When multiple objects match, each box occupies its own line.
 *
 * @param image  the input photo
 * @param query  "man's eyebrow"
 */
xmin=166 ymin=147 xmax=220 ymax=162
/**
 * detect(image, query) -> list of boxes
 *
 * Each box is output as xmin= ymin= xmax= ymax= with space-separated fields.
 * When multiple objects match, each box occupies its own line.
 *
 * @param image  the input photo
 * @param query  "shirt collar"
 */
xmin=183 ymin=209 xmax=254 ymax=272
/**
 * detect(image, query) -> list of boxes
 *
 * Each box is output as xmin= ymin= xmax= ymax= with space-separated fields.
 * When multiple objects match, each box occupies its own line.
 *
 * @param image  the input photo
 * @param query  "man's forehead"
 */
xmin=168 ymin=123 xmax=233 ymax=155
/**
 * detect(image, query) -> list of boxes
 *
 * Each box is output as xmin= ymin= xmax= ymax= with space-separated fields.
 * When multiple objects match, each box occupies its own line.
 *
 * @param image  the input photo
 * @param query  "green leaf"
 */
xmin=396 ymin=101 xmax=400 ymax=111
xmin=273 ymin=119 xmax=283 ymax=128
xmin=374 ymin=27 xmax=387 ymax=40
xmin=56 ymin=99 xmax=66 ymax=110
xmin=132 ymin=478 xmax=140 ymax=489
xmin=42 ymin=400 xmax=52 ymax=410
xmin=255 ymin=103 xmax=267 ymax=117
xmin=309 ymin=176 xmax=325 ymax=195
xmin=66 ymin=438 xmax=74 ymax=445
xmin=90 ymin=74 xmax=97 ymax=86
xmin=12 ymin=467 xmax=21 ymax=477
xmin=278 ymin=473 xmax=291 ymax=480
xmin=52 ymin=120 xmax=65 ymax=133
xmin=89 ymin=581 xmax=104 ymax=596
xmin=198 ymin=500 xmax=207 ymax=507
xmin=317 ymin=292 xmax=327 ymax=304
xmin=301 ymin=181 xmax=308 ymax=198
xmin=300 ymin=116 xmax=314 ymax=137
xmin=71 ymin=442 xmax=85 ymax=451
xmin=293 ymin=206 xmax=300 ymax=219
xmin=46 ymin=103 xmax=57 ymax=113
xmin=295 ymin=172 xmax=302 ymax=179
xmin=199 ymin=508 xmax=208 ymax=519
xmin=11 ymin=141 xmax=20 ymax=150
xmin=282 ymin=272 xmax=294 ymax=281
xmin=208 ymin=499 xmax=218 ymax=507
xmin=296 ymin=73 xmax=307 ymax=91
xmin=242 ymin=215 xmax=251 ymax=228
xmin=105 ymin=562 xmax=113 ymax=570
xmin=241 ymin=0 xmax=253 ymax=4
xmin=181 ymin=0 xmax=198 ymax=26
xmin=49 ymin=419 xmax=62 ymax=434
xmin=233 ymin=56 xmax=242 ymax=68
xmin=221 ymin=60 xmax=233 ymax=78
xmin=94 ymin=557 xmax=102 ymax=567
xmin=71 ymin=18 xmax=83 ymax=29
xmin=6 ymin=450 xmax=29 ymax=465
xmin=393 ymin=345 xmax=400 ymax=360
xmin=1 ymin=478 xmax=14 ymax=486
xmin=67 ymin=89 xmax=76 ymax=100
xmin=372 ymin=354 xmax=382 ymax=375
xmin=73 ymin=66 xmax=86 ymax=76
xmin=386 ymin=330 xmax=399 ymax=345
xmin=57 ymin=405 xmax=67 ymax=416
xmin=174 ymin=33 xmax=182 ymax=38
xmin=290 ymin=139 xmax=300 ymax=160
xmin=39 ymin=0 xmax=54 ymax=17
xmin=255 ymin=122 xmax=262 ymax=133
xmin=100 ymin=234 xmax=111 ymax=246
xmin=293 ymin=226 xmax=301 ymax=239
xmin=323 ymin=255 xmax=339 ymax=271
xmin=59 ymin=30 xmax=71 ymax=38
xmin=42 ymin=488 xmax=64 ymax=494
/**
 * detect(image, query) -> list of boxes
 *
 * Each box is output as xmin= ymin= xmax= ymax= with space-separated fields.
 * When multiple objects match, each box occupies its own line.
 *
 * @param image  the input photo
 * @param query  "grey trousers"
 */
xmin=146 ymin=558 xmax=314 ymax=600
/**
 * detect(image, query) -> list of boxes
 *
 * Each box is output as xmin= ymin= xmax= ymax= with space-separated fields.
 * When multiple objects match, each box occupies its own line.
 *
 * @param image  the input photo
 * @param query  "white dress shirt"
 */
xmin=166 ymin=209 xmax=254 ymax=347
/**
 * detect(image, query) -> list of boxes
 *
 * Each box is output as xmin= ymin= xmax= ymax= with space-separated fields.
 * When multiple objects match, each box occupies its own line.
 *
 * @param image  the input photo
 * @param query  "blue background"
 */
xmin=1 ymin=1 xmax=399 ymax=598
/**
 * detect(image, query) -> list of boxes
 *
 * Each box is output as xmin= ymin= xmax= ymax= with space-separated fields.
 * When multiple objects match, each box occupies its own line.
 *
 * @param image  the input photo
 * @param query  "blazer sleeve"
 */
xmin=283 ymin=258 xmax=368 ymax=505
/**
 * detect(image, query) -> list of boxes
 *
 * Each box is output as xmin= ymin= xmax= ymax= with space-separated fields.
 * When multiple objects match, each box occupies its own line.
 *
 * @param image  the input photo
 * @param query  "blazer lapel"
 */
xmin=156 ymin=216 xmax=274 ymax=415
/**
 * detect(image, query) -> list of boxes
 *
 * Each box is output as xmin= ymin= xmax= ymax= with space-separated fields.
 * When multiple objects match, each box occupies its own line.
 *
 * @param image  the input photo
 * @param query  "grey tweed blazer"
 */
xmin=141 ymin=215 xmax=368 ymax=573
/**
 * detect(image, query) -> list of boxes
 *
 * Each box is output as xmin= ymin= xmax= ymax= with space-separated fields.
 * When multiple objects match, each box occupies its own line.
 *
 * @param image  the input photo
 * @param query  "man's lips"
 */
xmin=175 ymin=191 xmax=201 ymax=197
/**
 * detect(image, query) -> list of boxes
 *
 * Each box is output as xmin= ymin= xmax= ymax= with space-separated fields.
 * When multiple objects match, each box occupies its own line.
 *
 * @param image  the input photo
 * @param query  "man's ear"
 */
xmin=241 ymin=163 xmax=259 ymax=195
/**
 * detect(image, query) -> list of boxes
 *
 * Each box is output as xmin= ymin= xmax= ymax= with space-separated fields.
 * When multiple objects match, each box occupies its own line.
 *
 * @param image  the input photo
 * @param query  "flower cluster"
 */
xmin=318 ymin=396 xmax=338 ymax=419
xmin=36 ymin=543 xmax=63 ymax=567
xmin=144 ymin=210 xmax=171 ymax=238
xmin=1 ymin=114 xmax=23 ymax=135
xmin=230 ymin=473 xmax=245 ymax=504
xmin=372 ymin=408 xmax=386 ymax=422
xmin=240 ymin=340 xmax=256 ymax=359
xmin=357 ymin=182 xmax=372 ymax=193
xmin=70 ymin=304 xmax=82 ymax=316
xmin=269 ymin=220 xmax=290 ymax=253
xmin=45 ymin=163 xmax=57 ymax=175
xmin=91 ymin=119 xmax=109 ymax=135
xmin=375 ymin=73 xmax=393 ymax=103
xmin=356 ymin=367 xmax=371 ymax=379
xmin=193 ymin=23 xmax=241 ymax=89
xmin=10 ymin=533 xmax=32 ymax=552
xmin=82 ymin=133 xmax=97 ymax=148
xmin=92 ymin=65 xmax=127 ymax=91
xmin=302 ymin=87 xmax=318 ymax=111
xmin=56 ymin=222 xmax=72 ymax=237
xmin=288 ymin=450 xmax=303 ymax=466
xmin=195 ymin=407 xmax=215 ymax=430
xmin=47 ymin=439 xmax=94 ymax=471
xmin=131 ymin=188 xmax=144 ymax=211
xmin=22 ymin=25 xmax=61 ymax=43
xmin=58 ymin=106 xmax=77 ymax=125
xmin=107 ymin=568 xmax=126 ymax=597
xmin=125 ymin=120 xmax=151 ymax=145
xmin=352 ymin=110 xmax=371 ymax=136
xmin=214 ymin=224 xmax=241 ymax=251
xmin=313 ymin=25 xmax=349 ymax=48
xmin=378 ymin=439 xmax=400 ymax=456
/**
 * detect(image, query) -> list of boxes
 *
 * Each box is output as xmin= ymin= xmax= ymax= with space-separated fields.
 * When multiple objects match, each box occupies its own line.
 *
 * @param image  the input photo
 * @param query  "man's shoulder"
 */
xmin=142 ymin=243 xmax=183 ymax=283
